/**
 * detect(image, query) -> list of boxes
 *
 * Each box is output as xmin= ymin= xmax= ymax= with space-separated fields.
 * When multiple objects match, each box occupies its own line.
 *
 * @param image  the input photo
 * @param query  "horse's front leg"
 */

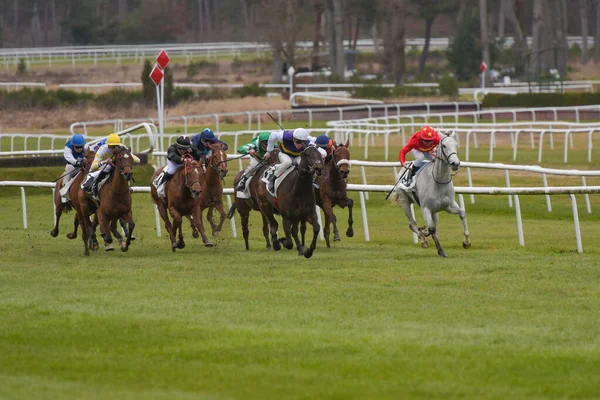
xmin=192 ymin=206 xmax=214 ymax=247
xmin=122 ymin=211 xmax=135 ymax=252
xmin=214 ymin=202 xmax=227 ymax=235
xmin=207 ymin=206 xmax=219 ymax=236
xmin=320 ymin=200 xmax=334 ymax=247
xmin=400 ymin=198 xmax=428 ymax=247
xmin=66 ymin=215 xmax=79 ymax=240
xmin=260 ymin=205 xmax=280 ymax=251
xmin=186 ymin=215 xmax=199 ymax=238
xmin=76 ymin=210 xmax=90 ymax=256
xmin=300 ymin=220 xmax=306 ymax=247
xmin=168 ymin=206 xmax=185 ymax=251
xmin=110 ymin=218 xmax=124 ymax=248
xmin=260 ymin=213 xmax=272 ymax=250
xmin=280 ymin=218 xmax=294 ymax=250
xmin=422 ymin=209 xmax=446 ymax=257
xmin=343 ymin=197 xmax=354 ymax=238
xmin=87 ymin=214 xmax=99 ymax=251
xmin=97 ymin=211 xmax=114 ymax=252
xmin=303 ymin=209 xmax=320 ymax=259
xmin=119 ymin=217 xmax=135 ymax=241
xmin=446 ymin=200 xmax=471 ymax=249
xmin=291 ymin=221 xmax=304 ymax=256
xmin=156 ymin=201 xmax=176 ymax=250
xmin=50 ymin=199 xmax=63 ymax=237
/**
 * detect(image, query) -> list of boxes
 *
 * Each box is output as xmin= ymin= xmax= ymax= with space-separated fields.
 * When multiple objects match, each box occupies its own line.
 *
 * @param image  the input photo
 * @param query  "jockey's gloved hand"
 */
xmin=74 ymin=159 xmax=82 ymax=167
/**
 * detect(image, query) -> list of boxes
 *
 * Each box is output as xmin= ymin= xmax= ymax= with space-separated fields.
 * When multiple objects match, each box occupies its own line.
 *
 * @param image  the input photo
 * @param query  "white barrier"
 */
xmin=1 ymin=181 xmax=598 ymax=253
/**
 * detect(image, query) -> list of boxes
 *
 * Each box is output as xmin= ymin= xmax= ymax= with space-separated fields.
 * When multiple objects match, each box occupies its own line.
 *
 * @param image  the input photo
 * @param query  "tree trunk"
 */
xmin=272 ymin=45 xmax=283 ymax=84
xmin=418 ymin=17 xmax=434 ymax=75
xmin=479 ymin=0 xmax=491 ymax=84
xmin=13 ymin=0 xmax=19 ymax=34
xmin=558 ymin=0 xmax=569 ymax=76
xmin=581 ymin=0 xmax=589 ymax=64
xmin=312 ymin=5 xmax=323 ymax=70
xmin=118 ymin=0 xmax=127 ymax=22
xmin=531 ymin=0 xmax=543 ymax=77
xmin=353 ymin=17 xmax=360 ymax=50
xmin=203 ymin=0 xmax=212 ymax=39
xmin=326 ymin=0 xmax=345 ymax=78
xmin=594 ymin=0 xmax=600 ymax=64
xmin=498 ymin=0 xmax=506 ymax=40
xmin=371 ymin=23 xmax=381 ymax=57
xmin=197 ymin=0 xmax=204 ymax=41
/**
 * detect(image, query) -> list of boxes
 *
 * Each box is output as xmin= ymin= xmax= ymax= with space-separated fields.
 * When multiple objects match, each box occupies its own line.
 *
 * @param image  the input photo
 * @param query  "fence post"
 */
xmin=570 ymin=194 xmax=583 ymax=253
xmin=358 ymin=191 xmax=370 ymax=241
xmin=20 ymin=187 xmax=28 ymax=229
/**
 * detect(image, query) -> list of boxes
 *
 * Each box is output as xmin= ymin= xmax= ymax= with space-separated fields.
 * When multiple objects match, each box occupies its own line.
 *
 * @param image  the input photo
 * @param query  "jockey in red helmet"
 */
xmin=398 ymin=126 xmax=441 ymax=188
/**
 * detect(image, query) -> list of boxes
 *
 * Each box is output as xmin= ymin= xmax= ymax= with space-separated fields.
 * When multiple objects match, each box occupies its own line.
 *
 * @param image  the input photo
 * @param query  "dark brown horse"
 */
xmin=151 ymin=156 xmax=213 ymax=250
xmin=227 ymin=154 xmax=276 ymax=250
xmin=255 ymin=146 xmax=323 ymax=258
xmin=50 ymin=148 xmax=95 ymax=239
xmin=198 ymin=143 xmax=229 ymax=236
xmin=76 ymin=147 xmax=135 ymax=255
xmin=312 ymin=140 xmax=354 ymax=248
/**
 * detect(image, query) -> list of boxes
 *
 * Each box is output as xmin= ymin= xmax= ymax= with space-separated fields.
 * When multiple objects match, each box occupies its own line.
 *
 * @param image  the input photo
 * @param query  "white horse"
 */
xmin=390 ymin=132 xmax=471 ymax=257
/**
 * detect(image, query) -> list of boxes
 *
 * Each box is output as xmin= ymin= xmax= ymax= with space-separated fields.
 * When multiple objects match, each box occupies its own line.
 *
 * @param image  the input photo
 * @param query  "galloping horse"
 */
xmin=76 ymin=147 xmax=136 ymax=255
xmin=391 ymin=132 xmax=471 ymax=257
xmin=198 ymin=143 xmax=229 ymax=236
xmin=50 ymin=148 xmax=95 ymax=239
xmin=255 ymin=146 xmax=323 ymax=258
xmin=151 ymin=156 xmax=212 ymax=250
xmin=227 ymin=154 xmax=276 ymax=250
xmin=312 ymin=140 xmax=353 ymax=248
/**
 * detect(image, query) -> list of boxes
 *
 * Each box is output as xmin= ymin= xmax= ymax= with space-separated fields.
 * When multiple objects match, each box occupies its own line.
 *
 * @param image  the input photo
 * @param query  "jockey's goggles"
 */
xmin=293 ymin=139 xmax=304 ymax=144
xmin=74 ymin=145 xmax=84 ymax=150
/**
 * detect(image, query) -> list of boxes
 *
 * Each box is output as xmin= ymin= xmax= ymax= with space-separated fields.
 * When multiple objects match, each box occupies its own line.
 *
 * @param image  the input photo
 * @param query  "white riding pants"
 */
xmin=166 ymin=160 xmax=181 ymax=175
xmin=274 ymin=152 xmax=300 ymax=177
xmin=410 ymin=149 xmax=435 ymax=168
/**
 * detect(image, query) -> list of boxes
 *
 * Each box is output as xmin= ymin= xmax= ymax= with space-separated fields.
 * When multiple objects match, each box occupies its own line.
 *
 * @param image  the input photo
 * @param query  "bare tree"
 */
xmin=378 ymin=0 xmax=406 ymax=85
xmin=325 ymin=0 xmax=345 ymax=78
xmin=498 ymin=0 xmax=506 ymax=40
xmin=580 ymin=0 xmax=589 ymax=64
xmin=479 ymin=0 xmax=491 ymax=84
xmin=594 ymin=0 xmax=600 ymax=64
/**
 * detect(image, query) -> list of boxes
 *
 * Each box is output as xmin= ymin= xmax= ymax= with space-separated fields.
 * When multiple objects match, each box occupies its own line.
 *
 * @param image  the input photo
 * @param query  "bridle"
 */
xmin=329 ymin=144 xmax=350 ymax=178
xmin=183 ymin=156 xmax=202 ymax=193
xmin=114 ymin=148 xmax=134 ymax=182
xmin=207 ymin=149 xmax=228 ymax=179
xmin=432 ymin=136 xmax=459 ymax=185
xmin=299 ymin=147 xmax=323 ymax=176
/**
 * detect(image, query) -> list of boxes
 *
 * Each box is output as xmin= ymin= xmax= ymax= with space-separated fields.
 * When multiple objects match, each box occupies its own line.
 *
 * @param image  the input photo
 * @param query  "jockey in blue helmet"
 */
xmin=60 ymin=134 xmax=89 ymax=202
xmin=191 ymin=128 xmax=229 ymax=160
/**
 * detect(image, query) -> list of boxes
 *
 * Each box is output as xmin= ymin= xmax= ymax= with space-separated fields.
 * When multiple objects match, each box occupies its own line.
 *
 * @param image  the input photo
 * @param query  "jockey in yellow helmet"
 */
xmin=88 ymin=133 xmax=140 ymax=197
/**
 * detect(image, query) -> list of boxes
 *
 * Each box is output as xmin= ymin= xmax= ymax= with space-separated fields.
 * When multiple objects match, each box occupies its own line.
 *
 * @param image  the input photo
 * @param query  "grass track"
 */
xmin=1 ymin=133 xmax=600 ymax=398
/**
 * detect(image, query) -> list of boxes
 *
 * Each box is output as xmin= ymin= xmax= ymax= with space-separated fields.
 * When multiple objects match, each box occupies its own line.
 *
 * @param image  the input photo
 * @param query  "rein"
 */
xmin=431 ymin=136 xmax=458 ymax=185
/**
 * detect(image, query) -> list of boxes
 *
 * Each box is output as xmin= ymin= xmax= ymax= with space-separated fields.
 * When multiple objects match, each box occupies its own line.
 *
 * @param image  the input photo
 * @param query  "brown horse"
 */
xmin=197 ymin=143 xmax=229 ymax=236
xmin=227 ymin=154 xmax=276 ymax=250
xmin=151 ymin=156 xmax=213 ymax=250
xmin=50 ymin=148 xmax=95 ymax=239
xmin=254 ymin=146 xmax=323 ymax=258
xmin=75 ymin=147 xmax=135 ymax=255
xmin=311 ymin=140 xmax=354 ymax=248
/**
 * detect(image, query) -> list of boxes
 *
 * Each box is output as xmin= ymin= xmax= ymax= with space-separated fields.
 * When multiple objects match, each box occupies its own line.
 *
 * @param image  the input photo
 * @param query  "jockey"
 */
xmin=90 ymin=138 xmax=107 ymax=153
xmin=89 ymin=133 xmax=140 ymax=197
xmin=263 ymin=128 xmax=326 ymax=192
xmin=234 ymin=131 xmax=272 ymax=193
xmin=154 ymin=135 xmax=199 ymax=197
xmin=398 ymin=125 xmax=441 ymax=189
xmin=60 ymin=134 xmax=89 ymax=202
xmin=315 ymin=134 xmax=335 ymax=161
xmin=191 ymin=128 xmax=229 ymax=160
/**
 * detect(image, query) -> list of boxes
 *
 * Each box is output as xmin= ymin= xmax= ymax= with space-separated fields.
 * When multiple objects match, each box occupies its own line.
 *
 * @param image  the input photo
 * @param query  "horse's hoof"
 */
xmin=463 ymin=242 xmax=472 ymax=249
xmin=204 ymin=241 xmax=214 ymax=247
xmin=129 ymin=236 xmax=136 ymax=241
xmin=66 ymin=232 xmax=76 ymax=240
xmin=84 ymin=251 xmax=90 ymax=257
xmin=266 ymin=244 xmax=271 ymax=250
xmin=421 ymin=242 xmax=429 ymax=248
xmin=192 ymin=230 xmax=199 ymax=239
xmin=177 ymin=241 xmax=186 ymax=249
xmin=91 ymin=243 xmax=99 ymax=252
xmin=346 ymin=229 xmax=354 ymax=238
xmin=105 ymin=244 xmax=114 ymax=252
xmin=304 ymin=248 xmax=314 ymax=259
xmin=50 ymin=230 xmax=58 ymax=238
xmin=121 ymin=246 xmax=129 ymax=252
xmin=438 ymin=250 xmax=448 ymax=258
xmin=273 ymin=240 xmax=281 ymax=251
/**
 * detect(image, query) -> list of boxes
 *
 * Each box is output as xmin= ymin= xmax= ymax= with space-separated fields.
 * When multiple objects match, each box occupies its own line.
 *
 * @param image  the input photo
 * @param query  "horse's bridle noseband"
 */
xmin=183 ymin=158 xmax=202 ymax=193
xmin=432 ymin=136 xmax=459 ymax=185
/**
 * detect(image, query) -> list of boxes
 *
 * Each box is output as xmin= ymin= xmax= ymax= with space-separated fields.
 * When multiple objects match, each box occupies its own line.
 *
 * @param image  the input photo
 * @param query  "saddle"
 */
xmin=261 ymin=164 xmax=295 ymax=197
xmin=81 ymin=171 xmax=110 ymax=200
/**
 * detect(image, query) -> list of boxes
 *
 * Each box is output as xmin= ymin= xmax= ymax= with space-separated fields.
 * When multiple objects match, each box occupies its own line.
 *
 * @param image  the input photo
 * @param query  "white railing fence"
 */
xmin=1 ymin=180 xmax=598 ymax=253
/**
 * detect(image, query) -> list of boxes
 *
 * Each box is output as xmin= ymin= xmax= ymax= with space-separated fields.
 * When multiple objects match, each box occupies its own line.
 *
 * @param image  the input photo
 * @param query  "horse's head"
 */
xmin=301 ymin=146 xmax=323 ymax=177
xmin=114 ymin=147 xmax=134 ymax=181
xmin=82 ymin=148 xmax=95 ymax=171
xmin=208 ymin=143 xmax=228 ymax=179
xmin=439 ymin=132 xmax=460 ymax=171
xmin=183 ymin=156 xmax=203 ymax=198
xmin=331 ymin=140 xmax=351 ymax=180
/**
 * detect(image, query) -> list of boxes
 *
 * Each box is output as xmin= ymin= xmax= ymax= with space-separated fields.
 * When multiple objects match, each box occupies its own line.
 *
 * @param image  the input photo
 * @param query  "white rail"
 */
xmin=1 ymin=180 xmax=598 ymax=253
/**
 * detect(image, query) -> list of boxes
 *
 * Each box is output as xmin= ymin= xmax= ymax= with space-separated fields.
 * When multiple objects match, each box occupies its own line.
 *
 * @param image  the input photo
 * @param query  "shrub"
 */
xmin=17 ymin=58 xmax=27 ymax=75
xmin=232 ymin=83 xmax=267 ymax=98
xmin=438 ymin=75 xmax=459 ymax=97
xmin=141 ymin=60 xmax=154 ymax=103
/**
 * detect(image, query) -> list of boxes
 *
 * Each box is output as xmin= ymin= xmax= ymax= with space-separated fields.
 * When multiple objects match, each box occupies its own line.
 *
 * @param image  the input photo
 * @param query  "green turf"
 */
xmin=1 ymin=127 xmax=600 ymax=399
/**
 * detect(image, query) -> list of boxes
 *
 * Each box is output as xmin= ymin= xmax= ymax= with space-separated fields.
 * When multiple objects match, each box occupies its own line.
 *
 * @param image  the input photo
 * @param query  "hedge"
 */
xmin=482 ymin=92 xmax=600 ymax=108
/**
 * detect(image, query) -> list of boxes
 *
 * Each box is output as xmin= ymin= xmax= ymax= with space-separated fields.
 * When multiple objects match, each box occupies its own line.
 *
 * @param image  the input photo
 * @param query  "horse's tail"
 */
xmin=63 ymin=202 xmax=73 ymax=213
xmin=226 ymin=203 xmax=237 ymax=220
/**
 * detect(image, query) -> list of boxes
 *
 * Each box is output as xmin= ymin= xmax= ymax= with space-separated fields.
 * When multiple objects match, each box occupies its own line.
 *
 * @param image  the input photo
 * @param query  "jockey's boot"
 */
xmin=92 ymin=170 xmax=110 ymax=198
xmin=157 ymin=172 xmax=173 ymax=197
xmin=268 ymin=172 xmax=276 ymax=194
xmin=405 ymin=165 xmax=419 ymax=187
xmin=235 ymin=176 xmax=247 ymax=192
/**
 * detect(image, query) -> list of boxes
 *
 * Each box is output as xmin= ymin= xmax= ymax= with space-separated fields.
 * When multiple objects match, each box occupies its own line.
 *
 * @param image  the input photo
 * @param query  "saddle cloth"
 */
xmin=261 ymin=164 xmax=295 ymax=197
xmin=81 ymin=171 xmax=109 ymax=199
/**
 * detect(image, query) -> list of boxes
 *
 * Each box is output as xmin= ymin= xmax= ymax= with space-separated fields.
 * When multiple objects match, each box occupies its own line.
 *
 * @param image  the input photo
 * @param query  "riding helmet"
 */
xmin=315 ymin=134 xmax=330 ymax=147
xmin=293 ymin=128 xmax=309 ymax=141
xmin=201 ymin=128 xmax=216 ymax=141
xmin=72 ymin=134 xmax=86 ymax=146
xmin=419 ymin=126 xmax=438 ymax=140
xmin=176 ymin=135 xmax=191 ymax=149
xmin=107 ymin=133 xmax=122 ymax=146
